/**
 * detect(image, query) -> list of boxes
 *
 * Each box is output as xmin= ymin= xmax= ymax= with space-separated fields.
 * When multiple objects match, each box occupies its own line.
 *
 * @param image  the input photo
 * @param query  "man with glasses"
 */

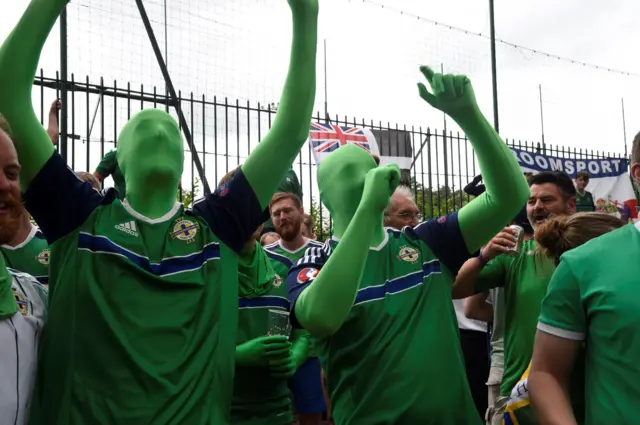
xmin=383 ymin=186 xmax=421 ymax=229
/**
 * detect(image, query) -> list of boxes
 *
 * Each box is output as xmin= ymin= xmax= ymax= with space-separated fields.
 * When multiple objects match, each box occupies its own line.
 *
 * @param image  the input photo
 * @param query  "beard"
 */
xmin=275 ymin=219 xmax=302 ymax=242
xmin=0 ymin=191 xmax=22 ymax=245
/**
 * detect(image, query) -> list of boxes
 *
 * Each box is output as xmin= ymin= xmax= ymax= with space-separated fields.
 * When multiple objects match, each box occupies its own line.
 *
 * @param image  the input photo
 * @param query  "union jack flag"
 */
xmin=309 ymin=123 xmax=372 ymax=154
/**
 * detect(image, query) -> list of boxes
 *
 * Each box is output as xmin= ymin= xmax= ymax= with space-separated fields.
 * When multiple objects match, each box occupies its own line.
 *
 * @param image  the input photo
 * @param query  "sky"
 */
xmin=1 ymin=0 xmax=639 ymax=206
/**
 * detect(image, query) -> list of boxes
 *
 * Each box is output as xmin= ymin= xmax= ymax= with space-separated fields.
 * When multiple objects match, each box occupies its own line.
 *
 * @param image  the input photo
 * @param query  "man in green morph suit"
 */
xmin=286 ymin=67 xmax=530 ymax=424
xmin=0 ymin=0 xmax=319 ymax=423
xmin=209 ymin=169 xmax=311 ymax=425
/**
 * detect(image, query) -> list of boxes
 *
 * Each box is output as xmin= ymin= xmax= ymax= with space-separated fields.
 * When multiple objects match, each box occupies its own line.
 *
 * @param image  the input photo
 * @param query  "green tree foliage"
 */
xmin=410 ymin=178 xmax=470 ymax=219
xmin=309 ymin=197 xmax=331 ymax=242
xmin=178 ymin=177 xmax=200 ymax=209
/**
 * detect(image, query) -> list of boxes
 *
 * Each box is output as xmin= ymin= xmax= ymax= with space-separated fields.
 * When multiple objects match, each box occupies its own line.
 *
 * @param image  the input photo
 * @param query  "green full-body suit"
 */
xmin=287 ymin=68 xmax=530 ymax=424
xmin=233 ymin=243 xmax=310 ymax=424
xmin=0 ymin=0 xmax=318 ymax=423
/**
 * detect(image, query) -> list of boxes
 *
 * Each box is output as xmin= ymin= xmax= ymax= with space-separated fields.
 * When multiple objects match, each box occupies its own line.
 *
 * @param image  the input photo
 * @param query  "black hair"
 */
xmin=527 ymin=171 xmax=576 ymax=199
xmin=576 ymin=170 xmax=590 ymax=180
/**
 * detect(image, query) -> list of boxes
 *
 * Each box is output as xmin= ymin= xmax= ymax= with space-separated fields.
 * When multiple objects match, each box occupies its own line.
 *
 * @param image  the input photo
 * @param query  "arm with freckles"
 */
xmin=0 ymin=0 xmax=65 ymax=189
xmin=241 ymin=0 xmax=319 ymax=209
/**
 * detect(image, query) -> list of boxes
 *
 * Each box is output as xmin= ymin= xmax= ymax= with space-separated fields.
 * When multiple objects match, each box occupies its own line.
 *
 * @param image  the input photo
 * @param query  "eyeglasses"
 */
xmin=392 ymin=211 xmax=422 ymax=221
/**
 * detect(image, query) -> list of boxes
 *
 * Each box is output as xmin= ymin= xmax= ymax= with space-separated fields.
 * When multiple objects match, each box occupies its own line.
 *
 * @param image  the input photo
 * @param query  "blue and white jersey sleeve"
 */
xmin=286 ymin=244 xmax=329 ymax=328
xmin=23 ymin=153 xmax=109 ymax=245
xmin=405 ymin=210 xmax=474 ymax=275
xmin=192 ymin=169 xmax=269 ymax=255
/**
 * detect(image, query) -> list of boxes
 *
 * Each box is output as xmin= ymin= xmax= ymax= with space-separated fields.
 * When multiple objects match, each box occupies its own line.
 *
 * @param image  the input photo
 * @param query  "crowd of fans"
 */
xmin=2 ymin=1 xmax=640 ymax=425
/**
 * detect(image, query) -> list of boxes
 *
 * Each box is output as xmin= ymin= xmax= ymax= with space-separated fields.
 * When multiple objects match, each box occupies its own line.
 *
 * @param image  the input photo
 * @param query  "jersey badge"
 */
xmin=12 ymin=287 xmax=30 ymax=316
xmin=216 ymin=184 xmax=229 ymax=197
xmin=437 ymin=216 xmax=447 ymax=224
xmin=273 ymin=273 xmax=283 ymax=288
xmin=35 ymin=249 xmax=50 ymax=266
xmin=398 ymin=246 xmax=419 ymax=263
xmin=297 ymin=267 xmax=319 ymax=284
xmin=170 ymin=218 xmax=200 ymax=243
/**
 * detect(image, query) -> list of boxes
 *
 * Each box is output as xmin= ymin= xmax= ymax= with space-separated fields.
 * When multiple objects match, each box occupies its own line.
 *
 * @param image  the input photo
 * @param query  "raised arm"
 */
xmin=418 ymin=67 xmax=529 ymax=253
xmin=46 ymin=99 xmax=61 ymax=145
xmin=0 ymin=0 xmax=64 ymax=189
xmin=451 ymin=227 xmax=514 ymax=299
xmin=241 ymin=0 xmax=319 ymax=209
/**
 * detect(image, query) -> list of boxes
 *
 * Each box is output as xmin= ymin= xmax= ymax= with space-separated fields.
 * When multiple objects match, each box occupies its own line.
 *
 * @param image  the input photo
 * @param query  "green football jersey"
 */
xmin=232 ymin=271 xmax=292 ymax=424
xmin=1 ymin=224 xmax=50 ymax=286
xmin=95 ymin=149 xmax=126 ymax=199
xmin=538 ymin=222 xmax=640 ymax=425
xmin=287 ymin=216 xmax=482 ymax=425
xmin=575 ymin=191 xmax=595 ymax=212
xmin=265 ymin=239 xmax=322 ymax=288
xmin=24 ymin=153 xmax=267 ymax=425
xmin=475 ymin=238 xmax=556 ymax=396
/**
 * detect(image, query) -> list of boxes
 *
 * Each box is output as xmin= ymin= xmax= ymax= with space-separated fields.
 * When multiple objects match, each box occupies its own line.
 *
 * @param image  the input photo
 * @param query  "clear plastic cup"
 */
xmin=268 ymin=309 xmax=292 ymax=337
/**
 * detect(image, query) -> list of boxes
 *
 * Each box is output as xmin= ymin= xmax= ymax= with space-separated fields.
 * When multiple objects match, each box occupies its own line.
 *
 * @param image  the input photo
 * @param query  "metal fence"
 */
xmin=33 ymin=72 xmax=627 ymax=238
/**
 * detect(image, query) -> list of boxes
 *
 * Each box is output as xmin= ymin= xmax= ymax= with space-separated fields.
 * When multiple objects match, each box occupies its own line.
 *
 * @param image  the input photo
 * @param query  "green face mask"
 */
xmin=116 ymin=109 xmax=184 ymax=217
xmin=317 ymin=144 xmax=378 ymax=237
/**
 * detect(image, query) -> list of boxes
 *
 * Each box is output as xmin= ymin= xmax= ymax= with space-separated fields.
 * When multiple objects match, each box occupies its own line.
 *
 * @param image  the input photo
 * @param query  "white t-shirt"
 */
xmin=453 ymin=299 xmax=487 ymax=333
xmin=0 ymin=269 xmax=47 ymax=425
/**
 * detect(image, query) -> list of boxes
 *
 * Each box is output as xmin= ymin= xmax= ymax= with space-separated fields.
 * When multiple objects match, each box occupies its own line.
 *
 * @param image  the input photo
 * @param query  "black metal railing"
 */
xmin=33 ymin=72 xmax=627 ymax=240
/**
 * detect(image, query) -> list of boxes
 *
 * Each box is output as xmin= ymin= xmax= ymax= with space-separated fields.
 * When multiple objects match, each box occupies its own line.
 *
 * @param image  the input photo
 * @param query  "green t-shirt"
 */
xmin=538 ymin=222 xmax=640 ymax=425
xmin=287 ymin=216 xmax=482 ymax=425
xmin=232 ymin=265 xmax=293 ymax=424
xmin=262 ymin=168 xmax=303 ymax=232
xmin=1 ymin=224 xmax=50 ymax=286
xmin=95 ymin=150 xmax=126 ymax=199
xmin=475 ymin=239 xmax=556 ymax=396
xmin=25 ymin=153 xmax=267 ymax=424
xmin=575 ymin=191 xmax=595 ymax=212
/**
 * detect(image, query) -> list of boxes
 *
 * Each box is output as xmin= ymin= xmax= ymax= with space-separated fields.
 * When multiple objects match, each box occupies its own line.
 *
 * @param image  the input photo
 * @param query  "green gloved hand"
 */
xmin=360 ymin=164 xmax=401 ymax=213
xmin=235 ymin=335 xmax=291 ymax=368
xmin=269 ymin=329 xmax=310 ymax=378
xmin=417 ymin=66 xmax=480 ymax=124
xmin=268 ymin=349 xmax=297 ymax=379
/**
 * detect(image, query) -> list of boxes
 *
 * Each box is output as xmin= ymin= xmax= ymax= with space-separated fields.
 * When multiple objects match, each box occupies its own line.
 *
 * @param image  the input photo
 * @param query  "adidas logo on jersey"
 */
xmin=115 ymin=221 xmax=138 ymax=237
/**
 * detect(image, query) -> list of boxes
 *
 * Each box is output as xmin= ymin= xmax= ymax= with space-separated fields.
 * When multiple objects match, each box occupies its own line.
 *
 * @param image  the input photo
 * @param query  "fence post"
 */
xmin=59 ymin=5 xmax=69 ymax=162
